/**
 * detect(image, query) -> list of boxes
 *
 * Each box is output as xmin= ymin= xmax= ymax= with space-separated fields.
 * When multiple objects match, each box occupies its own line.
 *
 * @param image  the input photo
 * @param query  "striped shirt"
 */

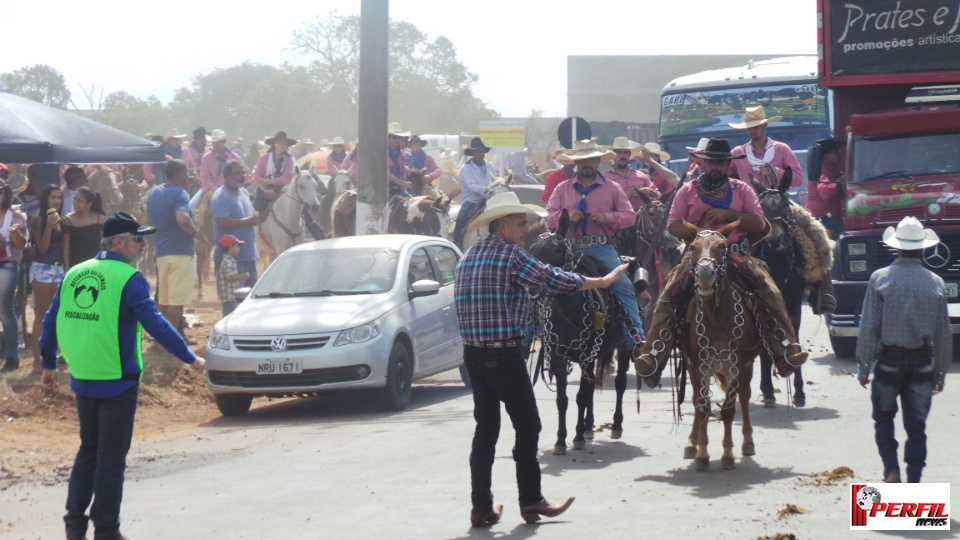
xmin=857 ymin=257 xmax=952 ymax=387
xmin=454 ymin=235 xmax=585 ymax=342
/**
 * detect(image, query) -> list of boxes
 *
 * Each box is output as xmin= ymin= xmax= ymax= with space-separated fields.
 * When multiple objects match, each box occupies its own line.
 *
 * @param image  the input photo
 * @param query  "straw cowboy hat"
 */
xmin=643 ymin=142 xmax=671 ymax=162
xmin=164 ymin=128 xmax=190 ymax=140
xmin=439 ymin=147 xmax=455 ymax=160
xmin=265 ymin=131 xmax=297 ymax=146
xmin=466 ymin=191 xmax=544 ymax=232
xmin=882 ymin=217 xmax=940 ymax=250
xmin=688 ymin=138 xmax=747 ymax=160
xmin=387 ymin=122 xmax=410 ymax=137
xmin=559 ymin=139 xmax=615 ymax=162
xmin=686 ymin=137 xmax=710 ymax=152
xmin=209 ymin=129 xmax=229 ymax=143
xmin=463 ymin=137 xmax=492 ymax=156
xmin=728 ymin=106 xmax=783 ymax=129
xmin=605 ymin=137 xmax=642 ymax=158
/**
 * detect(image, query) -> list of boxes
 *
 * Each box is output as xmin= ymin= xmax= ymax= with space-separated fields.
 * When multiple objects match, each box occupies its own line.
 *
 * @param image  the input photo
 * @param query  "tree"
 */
xmin=98 ymin=92 xmax=166 ymax=137
xmin=0 ymin=64 xmax=71 ymax=109
xmin=290 ymin=11 xmax=498 ymax=134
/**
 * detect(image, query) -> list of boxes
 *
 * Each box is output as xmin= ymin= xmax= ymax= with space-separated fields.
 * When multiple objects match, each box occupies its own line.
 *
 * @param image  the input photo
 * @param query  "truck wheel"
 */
xmin=829 ymin=335 xmax=857 ymax=358
xmin=215 ymin=394 xmax=252 ymax=417
xmin=459 ymin=364 xmax=472 ymax=389
xmin=381 ymin=342 xmax=412 ymax=410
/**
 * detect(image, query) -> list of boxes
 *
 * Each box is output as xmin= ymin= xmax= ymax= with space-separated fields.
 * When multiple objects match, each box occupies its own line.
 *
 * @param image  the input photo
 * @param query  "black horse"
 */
xmin=752 ymin=168 xmax=807 ymax=408
xmin=528 ymin=210 xmax=630 ymax=455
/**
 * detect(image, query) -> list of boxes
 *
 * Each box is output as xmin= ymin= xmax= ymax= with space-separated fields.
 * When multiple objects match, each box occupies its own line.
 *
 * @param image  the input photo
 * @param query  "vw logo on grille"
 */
xmin=270 ymin=336 xmax=287 ymax=352
xmin=923 ymin=242 xmax=950 ymax=269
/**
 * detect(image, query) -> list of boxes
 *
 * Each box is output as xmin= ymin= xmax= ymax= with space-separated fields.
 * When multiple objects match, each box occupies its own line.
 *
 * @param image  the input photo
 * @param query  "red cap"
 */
xmin=219 ymin=234 xmax=244 ymax=249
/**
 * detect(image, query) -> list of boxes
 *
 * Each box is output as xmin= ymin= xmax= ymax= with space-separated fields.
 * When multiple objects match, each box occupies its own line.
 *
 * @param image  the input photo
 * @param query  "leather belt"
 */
xmin=464 ymin=339 xmax=522 ymax=348
xmin=569 ymin=235 xmax=609 ymax=246
xmin=881 ymin=345 xmax=931 ymax=359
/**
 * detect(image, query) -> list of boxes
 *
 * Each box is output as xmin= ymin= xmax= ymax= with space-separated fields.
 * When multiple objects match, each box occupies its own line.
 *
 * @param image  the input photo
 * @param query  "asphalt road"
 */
xmin=3 ymin=306 xmax=959 ymax=539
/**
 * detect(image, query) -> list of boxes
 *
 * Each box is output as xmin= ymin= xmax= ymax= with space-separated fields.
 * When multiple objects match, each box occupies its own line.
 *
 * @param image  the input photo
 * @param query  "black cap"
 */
xmin=193 ymin=127 xmax=210 ymax=138
xmin=103 ymin=211 xmax=156 ymax=238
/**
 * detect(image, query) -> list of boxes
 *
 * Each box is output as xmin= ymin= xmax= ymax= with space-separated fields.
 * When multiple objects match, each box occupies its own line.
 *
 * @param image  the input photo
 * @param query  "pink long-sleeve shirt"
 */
xmin=604 ymin=167 xmax=660 ymax=211
xmin=546 ymin=175 xmax=635 ymax=237
xmin=199 ymin=149 xmax=246 ymax=191
xmin=729 ymin=139 xmax=802 ymax=189
xmin=667 ymin=177 xmax=764 ymax=244
xmin=253 ymin=151 xmax=296 ymax=189
xmin=407 ymin=150 xmax=441 ymax=182
xmin=806 ymin=161 xmax=843 ymax=218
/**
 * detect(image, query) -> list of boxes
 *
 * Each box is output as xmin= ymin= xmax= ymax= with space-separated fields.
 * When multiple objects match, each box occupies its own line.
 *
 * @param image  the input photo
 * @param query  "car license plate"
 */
xmin=256 ymin=359 xmax=302 ymax=375
xmin=947 ymin=283 xmax=958 ymax=298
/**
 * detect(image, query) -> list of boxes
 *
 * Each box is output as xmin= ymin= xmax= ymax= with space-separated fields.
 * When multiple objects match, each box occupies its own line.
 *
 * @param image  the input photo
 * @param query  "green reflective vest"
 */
xmin=56 ymin=258 xmax=143 ymax=381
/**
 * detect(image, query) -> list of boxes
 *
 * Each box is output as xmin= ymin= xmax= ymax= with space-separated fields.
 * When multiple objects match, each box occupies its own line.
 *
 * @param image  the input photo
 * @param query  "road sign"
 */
xmin=557 ymin=116 xmax=591 ymax=149
xmin=479 ymin=120 xmax=525 ymax=148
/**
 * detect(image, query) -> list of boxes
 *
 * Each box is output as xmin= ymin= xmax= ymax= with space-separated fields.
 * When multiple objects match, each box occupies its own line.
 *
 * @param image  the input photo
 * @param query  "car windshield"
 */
xmin=251 ymin=247 xmax=400 ymax=297
xmin=851 ymin=131 xmax=960 ymax=183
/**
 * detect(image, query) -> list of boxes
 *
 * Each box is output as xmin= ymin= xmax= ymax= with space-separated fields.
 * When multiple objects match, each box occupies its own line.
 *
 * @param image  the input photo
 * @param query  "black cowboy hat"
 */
xmin=192 ymin=127 xmax=210 ymax=139
xmin=689 ymin=138 xmax=747 ymax=160
xmin=463 ymin=137 xmax=491 ymax=156
xmin=264 ymin=131 xmax=298 ymax=146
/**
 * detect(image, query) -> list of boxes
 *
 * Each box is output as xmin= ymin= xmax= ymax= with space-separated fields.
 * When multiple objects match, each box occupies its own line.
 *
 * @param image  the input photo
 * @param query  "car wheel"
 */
xmin=381 ymin=342 xmax=412 ymax=410
xmin=215 ymin=394 xmax=253 ymax=417
xmin=459 ymin=364 xmax=472 ymax=389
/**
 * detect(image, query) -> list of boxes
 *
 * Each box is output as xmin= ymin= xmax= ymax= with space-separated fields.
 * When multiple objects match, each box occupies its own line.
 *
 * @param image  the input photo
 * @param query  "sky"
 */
xmin=0 ymin=0 xmax=817 ymax=118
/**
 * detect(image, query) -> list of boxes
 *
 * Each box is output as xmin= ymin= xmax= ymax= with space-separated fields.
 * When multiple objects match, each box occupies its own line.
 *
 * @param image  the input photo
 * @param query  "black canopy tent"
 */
xmin=0 ymin=90 xmax=164 ymax=164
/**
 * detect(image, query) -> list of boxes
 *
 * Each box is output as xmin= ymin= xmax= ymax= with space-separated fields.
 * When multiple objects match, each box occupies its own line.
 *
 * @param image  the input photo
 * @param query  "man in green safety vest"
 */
xmin=39 ymin=211 xmax=205 ymax=540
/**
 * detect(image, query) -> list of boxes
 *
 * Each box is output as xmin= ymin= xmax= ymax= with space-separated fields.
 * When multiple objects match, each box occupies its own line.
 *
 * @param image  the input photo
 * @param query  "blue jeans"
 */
xmin=0 ymin=261 xmax=20 ymax=359
xmin=871 ymin=349 xmax=935 ymax=483
xmin=65 ymin=384 xmax=139 ymax=540
xmin=453 ymin=201 xmax=479 ymax=250
xmin=573 ymin=243 xmax=645 ymax=342
xmin=464 ymin=344 xmax=543 ymax=513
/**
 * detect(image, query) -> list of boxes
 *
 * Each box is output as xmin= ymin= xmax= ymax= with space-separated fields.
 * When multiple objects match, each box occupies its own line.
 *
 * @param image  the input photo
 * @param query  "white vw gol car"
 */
xmin=206 ymin=235 xmax=468 ymax=416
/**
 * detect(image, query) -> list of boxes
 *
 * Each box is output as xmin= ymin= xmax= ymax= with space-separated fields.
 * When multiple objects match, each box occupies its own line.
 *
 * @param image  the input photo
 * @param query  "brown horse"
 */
xmin=680 ymin=228 xmax=802 ymax=471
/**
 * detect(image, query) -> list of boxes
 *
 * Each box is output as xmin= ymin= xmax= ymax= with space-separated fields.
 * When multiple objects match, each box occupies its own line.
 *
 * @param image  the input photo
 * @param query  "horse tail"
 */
xmin=594 ymin=351 xmax=616 ymax=391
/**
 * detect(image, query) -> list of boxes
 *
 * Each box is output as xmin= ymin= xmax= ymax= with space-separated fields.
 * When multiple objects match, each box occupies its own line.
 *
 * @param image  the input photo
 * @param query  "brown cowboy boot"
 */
xmin=737 ymin=258 xmax=808 ymax=368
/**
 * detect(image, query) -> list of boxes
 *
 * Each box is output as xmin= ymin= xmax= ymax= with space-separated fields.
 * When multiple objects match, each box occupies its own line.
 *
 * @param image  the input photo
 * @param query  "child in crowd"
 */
xmin=217 ymin=235 xmax=250 ymax=317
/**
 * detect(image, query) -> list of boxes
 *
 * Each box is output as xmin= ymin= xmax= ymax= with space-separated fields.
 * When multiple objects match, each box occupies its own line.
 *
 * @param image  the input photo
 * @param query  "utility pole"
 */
xmin=356 ymin=0 xmax=389 ymax=235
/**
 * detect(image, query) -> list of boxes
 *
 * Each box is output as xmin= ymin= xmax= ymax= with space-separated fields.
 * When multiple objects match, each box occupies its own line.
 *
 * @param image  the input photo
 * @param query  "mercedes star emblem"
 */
xmin=923 ymin=242 xmax=950 ymax=269
xmin=270 ymin=336 xmax=288 ymax=352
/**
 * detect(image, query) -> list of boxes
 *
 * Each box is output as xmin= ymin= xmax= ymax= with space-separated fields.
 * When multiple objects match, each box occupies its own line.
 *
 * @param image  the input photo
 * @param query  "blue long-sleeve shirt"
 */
xmin=40 ymin=250 xmax=197 ymax=398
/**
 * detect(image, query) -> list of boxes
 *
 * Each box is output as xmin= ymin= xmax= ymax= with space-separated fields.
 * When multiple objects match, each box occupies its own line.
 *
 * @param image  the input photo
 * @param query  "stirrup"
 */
xmin=818 ymin=293 xmax=836 ymax=314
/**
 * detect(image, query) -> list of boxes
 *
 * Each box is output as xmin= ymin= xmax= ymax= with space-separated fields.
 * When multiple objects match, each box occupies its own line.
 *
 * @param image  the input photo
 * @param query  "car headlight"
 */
xmin=208 ymin=329 xmax=231 ymax=350
xmin=334 ymin=320 xmax=381 ymax=346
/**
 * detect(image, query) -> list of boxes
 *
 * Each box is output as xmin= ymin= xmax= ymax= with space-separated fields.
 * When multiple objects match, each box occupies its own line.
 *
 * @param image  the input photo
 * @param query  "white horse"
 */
xmin=449 ymin=177 xmax=512 ymax=252
xmin=256 ymin=169 xmax=324 ymax=272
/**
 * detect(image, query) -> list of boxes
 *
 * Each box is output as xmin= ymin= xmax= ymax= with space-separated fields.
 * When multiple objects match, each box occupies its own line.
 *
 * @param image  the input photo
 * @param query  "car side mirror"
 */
xmin=234 ymin=287 xmax=251 ymax=302
xmin=409 ymin=279 xmax=440 ymax=298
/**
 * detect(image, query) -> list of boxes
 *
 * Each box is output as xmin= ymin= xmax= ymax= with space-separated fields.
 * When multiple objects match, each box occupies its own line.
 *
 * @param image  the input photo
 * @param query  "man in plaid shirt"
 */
xmin=217 ymin=235 xmax=250 ymax=316
xmin=454 ymin=192 xmax=627 ymax=528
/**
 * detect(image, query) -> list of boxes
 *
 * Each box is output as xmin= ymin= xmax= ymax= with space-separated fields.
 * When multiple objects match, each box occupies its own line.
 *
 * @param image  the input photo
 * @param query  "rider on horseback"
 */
xmin=452 ymin=137 xmax=495 ymax=250
xmin=194 ymin=129 xmax=247 ymax=230
xmin=634 ymin=139 xmax=809 ymax=387
xmin=545 ymin=139 xmax=647 ymax=354
xmin=387 ymin=122 xmax=414 ymax=200
xmin=252 ymin=131 xmax=298 ymax=221
xmin=406 ymin=135 xmax=444 ymax=199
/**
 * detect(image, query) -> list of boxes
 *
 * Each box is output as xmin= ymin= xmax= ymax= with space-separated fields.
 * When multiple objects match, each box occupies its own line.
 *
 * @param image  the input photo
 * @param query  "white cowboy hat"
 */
xmin=387 ymin=122 xmax=410 ymax=137
xmin=209 ymin=129 xmax=228 ymax=143
xmin=728 ymin=106 xmax=784 ymax=129
xmin=686 ymin=137 xmax=711 ymax=152
xmin=466 ymin=191 xmax=544 ymax=232
xmin=439 ymin=147 xmax=455 ymax=159
xmin=330 ymin=136 xmax=345 ymax=146
xmin=301 ymin=137 xmax=316 ymax=146
xmin=643 ymin=142 xmax=671 ymax=162
xmin=164 ymin=128 xmax=189 ymax=140
xmin=559 ymin=139 xmax=615 ymax=163
xmin=604 ymin=136 xmax=642 ymax=158
xmin=882 ymin=217 xmax=940 ymax=250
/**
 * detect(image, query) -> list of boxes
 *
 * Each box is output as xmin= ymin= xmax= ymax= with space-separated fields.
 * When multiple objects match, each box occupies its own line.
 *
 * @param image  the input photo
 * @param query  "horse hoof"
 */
xmin=742 ymin=443 xmax=756 ymax=456
xmin=683 ymin=447 xmax=697 ymax=460
xmin=793 ymin=395 xmax=806 ymax=408
xmin=610 ymin=429 xmax=623 ymax=440
xmin=583 ymin=430 xmax=594 ymax=440
xmin=763 ymin=396 xmax=777 ymax=408
xmin=721 ymin=458 xmax=736 ymax=470
xmin=695 ymin=458 xmax=710 ymax=472
xmin=572 ymin=440 xmax=586 ymax=451
xmin=553 ymin=445 xmax=566 ymax=456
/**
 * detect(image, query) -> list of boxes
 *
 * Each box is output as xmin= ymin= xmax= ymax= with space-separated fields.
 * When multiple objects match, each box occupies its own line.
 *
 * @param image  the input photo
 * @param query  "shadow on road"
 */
xmin=635 ymin=458 xmax=800 ymax=499
xmin=199 ymin=379 xmax=471 ymax=429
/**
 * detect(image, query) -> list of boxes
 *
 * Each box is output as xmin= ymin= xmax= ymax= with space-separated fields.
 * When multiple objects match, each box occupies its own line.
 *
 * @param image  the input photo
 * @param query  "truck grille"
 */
xmin=875 ymin=235 xmax=960 ymax=275
xmin=208 ymin=365 xmax=368 ymax=388
xmin=233 ymin=334 xmax=331 ymax=352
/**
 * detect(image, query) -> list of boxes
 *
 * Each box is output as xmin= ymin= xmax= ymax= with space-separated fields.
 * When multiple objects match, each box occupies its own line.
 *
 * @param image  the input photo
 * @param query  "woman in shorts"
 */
xmin=28 ymin=185 xmax=64 ymax=372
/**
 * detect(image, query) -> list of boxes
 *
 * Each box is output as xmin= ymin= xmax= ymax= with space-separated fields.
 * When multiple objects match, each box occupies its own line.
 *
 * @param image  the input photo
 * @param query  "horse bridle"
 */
xmin=758 ymin=190 xmax=797 ymax=236
xmin=636 ymin=200 xmax=666 ymax=247
xmin=692 ymin=230 xmax=728 ymax=299
xmin=267 ymin=171 xmax=317 ymax=239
